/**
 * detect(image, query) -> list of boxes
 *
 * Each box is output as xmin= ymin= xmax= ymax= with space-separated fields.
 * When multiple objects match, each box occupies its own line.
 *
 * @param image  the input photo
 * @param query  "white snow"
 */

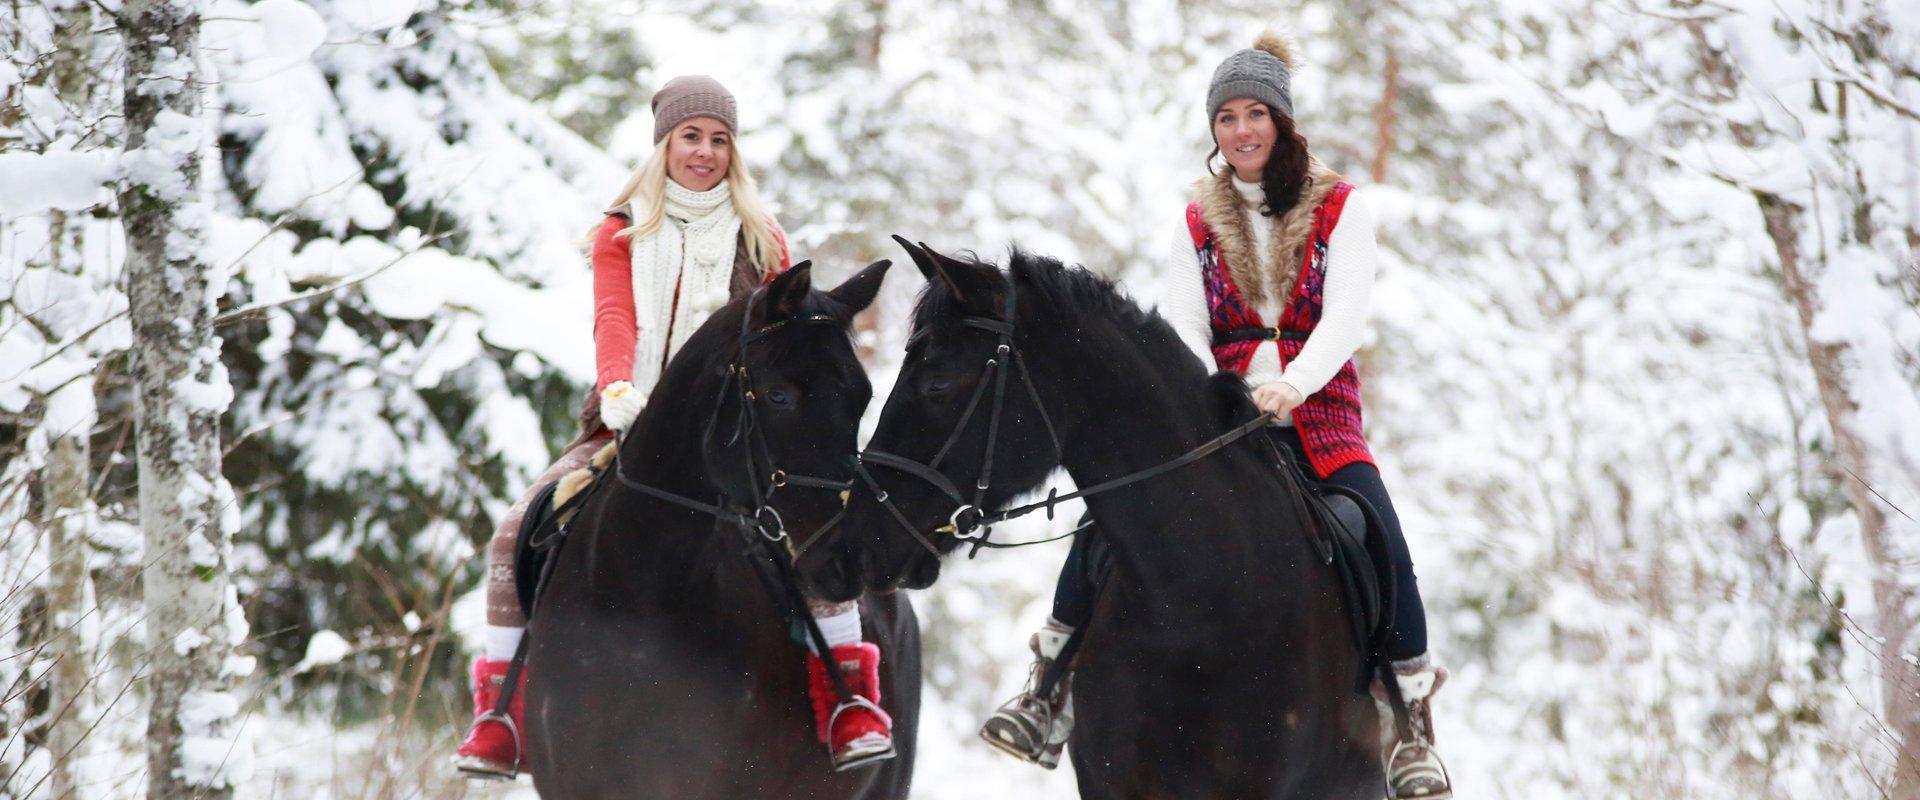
xmin=333 ymin=0 xmax=423 ymax=33
xmin=253 ymin=0 xmax=327 ymax=64
xmin=294 ymin=630 xmax=353 ymax=673
xmin=0 ymin=151 xmax=117 ymax=217
xmin=175 ymin=689 xmax=249 ymax=788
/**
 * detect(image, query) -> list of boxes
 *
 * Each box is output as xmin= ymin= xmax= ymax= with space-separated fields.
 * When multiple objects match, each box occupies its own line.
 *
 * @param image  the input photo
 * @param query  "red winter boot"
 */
xmin=452 ymin=657 xmax=526 ymax=780
xmin=805 ymin=642 xmax=896 ymax=771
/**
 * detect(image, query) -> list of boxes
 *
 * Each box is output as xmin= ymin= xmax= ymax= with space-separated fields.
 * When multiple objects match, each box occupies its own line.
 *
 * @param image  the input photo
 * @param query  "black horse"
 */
xmin=526 ymin=262 xmax=920 ymax=799
xmin=799 ymin=242 xmax=1381 ymax=799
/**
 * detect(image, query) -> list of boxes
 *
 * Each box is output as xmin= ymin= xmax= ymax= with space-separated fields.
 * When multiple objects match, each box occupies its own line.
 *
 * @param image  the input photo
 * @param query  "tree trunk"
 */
xmin=42 ymin=5 xmax=100 ymax=795
xmin=1371 ymin=45 xmax=1399 ymax=184
xmin=1758 ymin=190 xmax=1920 ymax=796
xmin=119 ymin=1 xmax=246 ymax=797
xmin=43 ymin=430 xmax=92 ymax=800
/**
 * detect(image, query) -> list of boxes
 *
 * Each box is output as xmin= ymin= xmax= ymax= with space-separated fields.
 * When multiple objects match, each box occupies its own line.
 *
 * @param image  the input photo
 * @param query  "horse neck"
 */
xmin=590 ymin=381 xmax=733 ymax=584
xmin=1018 ymin=311 xmax=1231 ymax=494
xmin=1019 ymin=310 xmax=1308 ymax=605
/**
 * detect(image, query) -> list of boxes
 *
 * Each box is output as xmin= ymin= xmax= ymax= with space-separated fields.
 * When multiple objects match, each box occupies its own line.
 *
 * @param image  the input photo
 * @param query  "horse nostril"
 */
xmin=905 ymin=555 xmax=940 ymax=590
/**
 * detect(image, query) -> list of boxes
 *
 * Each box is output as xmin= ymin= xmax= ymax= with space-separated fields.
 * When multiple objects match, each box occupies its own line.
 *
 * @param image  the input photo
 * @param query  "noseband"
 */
xmin=851 ymin=273 xmax=1274 ymax=558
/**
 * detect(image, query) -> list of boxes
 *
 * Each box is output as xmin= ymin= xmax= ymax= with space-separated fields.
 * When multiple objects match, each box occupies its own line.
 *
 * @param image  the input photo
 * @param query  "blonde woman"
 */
xmin=454 ymin=75 xmax=895 ymax=778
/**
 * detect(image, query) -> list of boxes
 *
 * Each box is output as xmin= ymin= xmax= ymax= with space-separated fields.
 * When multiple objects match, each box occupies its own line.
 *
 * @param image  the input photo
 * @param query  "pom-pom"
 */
xmin=1252 ymin=29 xmax=1300 ymax=69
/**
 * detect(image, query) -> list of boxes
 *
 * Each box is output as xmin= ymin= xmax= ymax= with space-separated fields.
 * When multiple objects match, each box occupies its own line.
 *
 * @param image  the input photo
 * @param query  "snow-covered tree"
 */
xmin=119 ymin=0 xmax=250 ymax=795
xmin=1594 ymin=1 xmax=1920 ymax=791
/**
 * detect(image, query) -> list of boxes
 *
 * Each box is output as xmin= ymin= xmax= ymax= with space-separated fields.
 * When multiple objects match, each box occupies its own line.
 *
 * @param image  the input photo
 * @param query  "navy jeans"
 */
xmin=1049 ymin=426 xmax=1429 ymax=661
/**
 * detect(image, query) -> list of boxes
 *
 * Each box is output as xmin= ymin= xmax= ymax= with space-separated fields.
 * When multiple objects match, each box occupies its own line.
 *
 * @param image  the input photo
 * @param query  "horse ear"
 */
xmin=918 ymin=241 xmax=1002 ymax=302
xmin=765 ymin=260 xmax=814 ymax=319
xmin=916 ymin=241 xmax=975 ymax=278
xmin=893 ymin=234 xmax=965 ymax=301
xmin=828 ymin=259 xmax=891 ymax=315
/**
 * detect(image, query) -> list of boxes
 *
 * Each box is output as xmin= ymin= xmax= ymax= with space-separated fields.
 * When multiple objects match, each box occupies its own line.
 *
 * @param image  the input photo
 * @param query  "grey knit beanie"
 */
xmin=1206 ymin=30 xmax=1300 ymax=123
xmin=651 ymin=75 xmax=738 ymax=144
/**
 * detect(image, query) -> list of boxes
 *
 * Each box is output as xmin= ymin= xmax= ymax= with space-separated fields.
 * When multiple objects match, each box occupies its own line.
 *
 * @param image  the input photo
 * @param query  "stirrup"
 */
xmin=453 ymin=710 xmax=523 ymax=780
xmin=1385 ymin=738 xmax=1452 ymax=800
xmin=826 ymin=696 xmax=896 ymax=771
xmin=978 ymin=691 xmax=1057 ymax=766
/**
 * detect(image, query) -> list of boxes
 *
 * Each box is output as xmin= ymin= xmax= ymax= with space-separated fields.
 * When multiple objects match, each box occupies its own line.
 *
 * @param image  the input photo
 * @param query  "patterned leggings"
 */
xmin=484 ymin=439 xmax=606 ymax=628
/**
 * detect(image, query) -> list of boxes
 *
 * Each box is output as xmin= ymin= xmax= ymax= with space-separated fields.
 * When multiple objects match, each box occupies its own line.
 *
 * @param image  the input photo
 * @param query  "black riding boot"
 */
xmin=1384 ymin=653 xmax=1453 ymax=799
xmin=978 ymin=618 xmax=1075 ymax=768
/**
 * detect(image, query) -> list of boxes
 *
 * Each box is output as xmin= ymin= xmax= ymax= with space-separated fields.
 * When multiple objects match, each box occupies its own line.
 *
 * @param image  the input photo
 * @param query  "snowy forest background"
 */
xmin=3 ymin=0 xmax=1918 ymax=797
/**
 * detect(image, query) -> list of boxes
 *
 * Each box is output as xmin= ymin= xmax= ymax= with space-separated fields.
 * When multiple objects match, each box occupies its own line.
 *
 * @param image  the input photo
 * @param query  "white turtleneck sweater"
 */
xmin=1154 ymin=175 xmax=1379 ymax=425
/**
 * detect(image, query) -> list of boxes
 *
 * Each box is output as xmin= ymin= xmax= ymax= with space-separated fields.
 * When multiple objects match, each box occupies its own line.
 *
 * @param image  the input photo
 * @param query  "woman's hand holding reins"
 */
xmin=1250 ymin=380 xmax=1304 ymax=419
xmin=601 ymin=380 xmax=645 ymax=433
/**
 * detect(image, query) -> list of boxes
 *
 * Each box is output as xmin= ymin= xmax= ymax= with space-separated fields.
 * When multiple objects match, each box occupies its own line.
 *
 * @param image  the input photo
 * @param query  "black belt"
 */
xmin=1213 ymin=326 xmax=1308 ymax=346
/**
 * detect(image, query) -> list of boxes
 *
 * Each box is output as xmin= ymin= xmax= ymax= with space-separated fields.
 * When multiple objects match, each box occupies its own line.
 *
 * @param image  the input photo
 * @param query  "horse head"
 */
xmin=633 ymin=258 xmax=892 ymax=555
xmin=799 ymin=238 xmax=1066 ymax=601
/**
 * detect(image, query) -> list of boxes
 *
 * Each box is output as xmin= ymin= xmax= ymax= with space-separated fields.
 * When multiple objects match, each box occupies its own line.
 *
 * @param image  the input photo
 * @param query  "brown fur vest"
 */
xmin=1191 ymin=156 xmax=1344 ymax=308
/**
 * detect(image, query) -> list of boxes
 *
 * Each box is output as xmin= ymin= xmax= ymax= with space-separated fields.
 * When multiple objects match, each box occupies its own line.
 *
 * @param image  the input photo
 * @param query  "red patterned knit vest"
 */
xmin=1185 ymin=181 xmax=1373 ymax=479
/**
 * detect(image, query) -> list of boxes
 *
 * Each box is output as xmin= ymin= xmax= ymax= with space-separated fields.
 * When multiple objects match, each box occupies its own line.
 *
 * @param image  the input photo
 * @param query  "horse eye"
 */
xmin=923 ymin=377 xmax=954 ymax=396
xmin=765 ymin=388 xmax=794 ymax=406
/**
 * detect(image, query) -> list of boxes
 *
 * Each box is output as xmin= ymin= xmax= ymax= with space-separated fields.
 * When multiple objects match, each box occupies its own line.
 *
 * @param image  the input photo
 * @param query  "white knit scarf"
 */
xmin=629 ymin=179 xmax=742 ymax=395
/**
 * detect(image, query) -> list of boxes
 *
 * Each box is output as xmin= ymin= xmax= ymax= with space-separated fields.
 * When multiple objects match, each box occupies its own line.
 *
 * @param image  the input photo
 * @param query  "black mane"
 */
xmin=915 ymin=247 xmax=1236 ymax=431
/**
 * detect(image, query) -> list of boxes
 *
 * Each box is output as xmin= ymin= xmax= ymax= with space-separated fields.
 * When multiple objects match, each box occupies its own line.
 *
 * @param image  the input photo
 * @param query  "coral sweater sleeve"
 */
xmin=592 ymin=215 xmax=637 ymax=393
xmin=767 ymin=217 xmax=792 ymax=279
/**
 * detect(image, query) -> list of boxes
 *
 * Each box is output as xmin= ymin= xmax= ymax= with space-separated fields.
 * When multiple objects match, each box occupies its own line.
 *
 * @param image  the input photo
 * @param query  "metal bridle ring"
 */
xmin=947 ymin=505 xmax=986 ymax=540
xmin=755 ymin=505 xmax=787 ymax=542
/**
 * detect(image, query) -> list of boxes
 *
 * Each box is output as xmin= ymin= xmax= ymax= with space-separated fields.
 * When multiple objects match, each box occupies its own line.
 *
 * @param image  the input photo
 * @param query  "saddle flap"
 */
xmin=1313 ymin=488 xmax=1389 ymax=666
xmin=513 ymin=479 xmax=564 ymax=618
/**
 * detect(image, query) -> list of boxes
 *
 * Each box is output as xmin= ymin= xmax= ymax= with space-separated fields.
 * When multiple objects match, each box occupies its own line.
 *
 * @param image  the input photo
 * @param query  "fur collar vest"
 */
xmin=1193 ymin=156 xmax=1343 ymax=307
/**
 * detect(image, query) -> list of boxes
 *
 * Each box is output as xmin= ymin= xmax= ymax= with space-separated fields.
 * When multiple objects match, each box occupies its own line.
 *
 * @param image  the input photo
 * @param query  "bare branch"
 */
xmin=213 ymin=233 xmax=448 ymax=327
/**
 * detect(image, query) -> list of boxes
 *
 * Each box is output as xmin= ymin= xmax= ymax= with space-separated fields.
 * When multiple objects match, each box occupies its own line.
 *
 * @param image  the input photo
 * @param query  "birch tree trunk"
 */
xmin=44 ymin=4 xmax=99 ymax=793
xmin=119 ymin=0 xmax=248 ymax=796
xmin=43 ymin=431 xmax=92 ymax=800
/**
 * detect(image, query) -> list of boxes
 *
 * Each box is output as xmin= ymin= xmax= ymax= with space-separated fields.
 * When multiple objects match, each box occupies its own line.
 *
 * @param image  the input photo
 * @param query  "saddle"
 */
xmin=1056 ymin=472 xmax=1394 ymax=693
xmin=1306 ymin=484 xmax=1396 ymax=675
xmin=513 ymin=443 xmax=617 ymax=617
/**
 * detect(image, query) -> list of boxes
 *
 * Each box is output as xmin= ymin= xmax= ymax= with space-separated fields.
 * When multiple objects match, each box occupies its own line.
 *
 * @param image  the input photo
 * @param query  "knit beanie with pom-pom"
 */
xmin=1207 ymin=30 xmax=1300 ymax=122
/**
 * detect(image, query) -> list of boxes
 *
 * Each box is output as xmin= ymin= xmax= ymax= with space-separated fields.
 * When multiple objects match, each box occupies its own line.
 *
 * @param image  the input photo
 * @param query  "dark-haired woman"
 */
xmin=978 ymin=32 xmax=1452 ymax=799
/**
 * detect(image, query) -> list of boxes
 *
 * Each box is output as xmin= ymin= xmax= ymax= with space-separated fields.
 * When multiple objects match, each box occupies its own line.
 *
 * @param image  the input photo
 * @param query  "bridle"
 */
xmin=850 ymin=277 xmax=1062 ymax=558
xmin=851 ymin=271 xmax=1273 ymax=559
xmin=601 ymin=280 xmax=867 ymax=707
xmin=610 ymin=284 xmax=852 ymax=546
